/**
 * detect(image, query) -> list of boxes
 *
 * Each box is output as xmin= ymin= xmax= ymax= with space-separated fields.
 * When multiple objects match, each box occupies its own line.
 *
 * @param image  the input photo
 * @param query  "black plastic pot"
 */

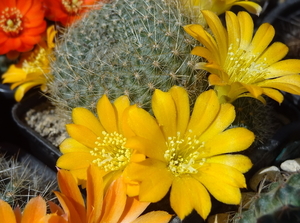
xmin=11 ymin=92 xmax=61 ymax=171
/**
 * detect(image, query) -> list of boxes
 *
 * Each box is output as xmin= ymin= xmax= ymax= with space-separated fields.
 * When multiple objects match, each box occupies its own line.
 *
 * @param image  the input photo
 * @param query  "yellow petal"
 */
xmin=169 ymin=86 xmax=190 ymax=134
xmin=208 ymin=74 xmax=228 ymax=86
xmin=126 ymin=136 xmax=165 ymax=161
xmin=203 ymin=127 xmax=255 ymax=157
xmin=256 ymin=42 xmax=288 ymax=66
xmin=152 ymin=89 xmax=177 ymax=137
xmin=187 ymin=89 xmax=220 ymax=137
xmin=202 ymin=10 xmax=228 ymax=60
xmin=22 ymin=196 xmax=46 ymax=223
xmin=14 ymin=81 xmax=43 ymax=102
xmin=117 ymin=196 xmax=149 ymax=223
xmin=170 ymin=177 xmax=211 ymax=220
xmin=127 ymin=159 xmax=173 ymax=202
xmin=130 ymin=211 xmax=172 ymax=223
xmin=266 ymin=59 xmax=300 ymax=77
xmin=57 ymin=169 xmax=86 ymax=222
xmin=126 ymin=105 xmax=166 ymax=157
xmin=198 ymin=163 xmax=247 ymax=188
xmin=234 ymin=2 xmax=262 ymax=16
xmin=262 ymin=88 xmax=284 ymax=103
xmin=56 ymin=152 xmax=92 ymax=170
xmin=237 ymin=11 xmax=253 ymax=50
xmin=191 ymin=46 xmax=216 ymax=64
xmin=66 ymin=124 xmax=98 ymax=149
xmin=240 ymin=83 xmax=263 ymax=98
xmin=250 ymin=23 xmax=275 ymax=56
xmin=206 ymin=154 xmax=253 ymax=173
xmin=72 ymin=107 xmax=104 ymax=136
xmin=258 ymin=74 xmax=300 ymax=95
xmin=86 ymin=165 xmax=104 ymax=223
xmin=0 ymin=200 xmax=16 ymax=223
xmin=199 ymin=103 xmax=235 ymax=142
xmin=100 ymin=177 xmax=127 ymax=222
xmin=97 ymin=94 xmax=118 ymax=133
xmin=59 ymin=138 xmax=90 ymax=154
xmin=113 ymin=95 xmax=131 ymax=135
xmin=197 ymin=171 xmax=242 ymax=204
xmin=225 ymin=11 xmax=240 ymax=53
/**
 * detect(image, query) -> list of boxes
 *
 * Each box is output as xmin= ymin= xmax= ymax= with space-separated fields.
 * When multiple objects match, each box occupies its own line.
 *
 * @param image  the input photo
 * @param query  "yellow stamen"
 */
xmin=91 ymin=131 xmax=132 ymax=172
xmin=62 ymin=0 xmax=84 ymax=14
xmin=0 ymin=7 xmax=23 ymax=36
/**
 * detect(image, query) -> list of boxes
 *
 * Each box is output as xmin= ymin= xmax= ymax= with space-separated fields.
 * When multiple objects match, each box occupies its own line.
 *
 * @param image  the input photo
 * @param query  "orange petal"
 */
xmin=130 ymin=211 xmax=172 ymax=223
xmin=21 ymin=196 xmax=46 ymax=223
xmin=0 ymin=200 xmax=16 ymax=223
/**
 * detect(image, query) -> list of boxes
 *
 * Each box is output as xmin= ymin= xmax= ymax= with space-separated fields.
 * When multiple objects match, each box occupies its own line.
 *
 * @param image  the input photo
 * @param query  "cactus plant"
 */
xmin=232 ymin=173 xmax=300 ymax=223
xmin=48 ymin=0 xmax=207 ymax=117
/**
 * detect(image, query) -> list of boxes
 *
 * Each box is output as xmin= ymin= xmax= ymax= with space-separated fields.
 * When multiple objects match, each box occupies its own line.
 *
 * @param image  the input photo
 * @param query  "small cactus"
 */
xmin=0 ymin=153 xmax=57 ymax=208
xmin=48 ymin=0 xmax=207 ymax=117
xmin=232 ymin=173 xmax=300 ymax=223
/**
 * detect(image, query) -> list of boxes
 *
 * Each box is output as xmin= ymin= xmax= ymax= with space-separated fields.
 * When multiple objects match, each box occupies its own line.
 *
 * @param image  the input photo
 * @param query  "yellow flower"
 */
xmin=180 ymin=0 xmax=261 ymax=24
xmin=0 ymin=196 xmax=48 ymax=223
xmin=2 ymin=25 xmax=56 ymax=102
xmin=57 ymin=94 xmax=144 ymax=195
xmin=125 ymin=86 xmax=254 ymax=220
xmin=47 ymin=165 xmax=172 ymax=223
xmin=184 ymin=10 xmax=300 ymax=104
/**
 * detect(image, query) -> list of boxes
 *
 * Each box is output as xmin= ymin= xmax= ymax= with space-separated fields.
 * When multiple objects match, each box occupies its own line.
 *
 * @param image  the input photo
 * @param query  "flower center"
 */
xmin=22 ymin=47 xmax=50 ymax=74
xmin=91 ymin=131 xmax=132 ymax=172
xmin=224 ymin=42 xmax=269 ymax=84
xmin=62 ymin=0 xmax=84 ymax=14
xmin=0 ymin=7 xmax=23 ymax=36
xmin=164 ymin=131 xmax=206 ymax=177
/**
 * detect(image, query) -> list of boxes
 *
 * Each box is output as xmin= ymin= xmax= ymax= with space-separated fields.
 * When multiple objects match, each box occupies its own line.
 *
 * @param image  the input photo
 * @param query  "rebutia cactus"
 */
xmin=232 ymin=173 xmax=300 ymax=223
xmin=48 ymin=0 xmax=207 ymax=116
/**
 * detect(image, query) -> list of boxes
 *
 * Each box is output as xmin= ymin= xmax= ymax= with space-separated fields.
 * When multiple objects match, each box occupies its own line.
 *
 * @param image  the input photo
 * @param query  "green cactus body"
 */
xmin=48 ymin=0 xmax=207 ymax=116
xmin=233 ymin=173 xmax=300 ymax=223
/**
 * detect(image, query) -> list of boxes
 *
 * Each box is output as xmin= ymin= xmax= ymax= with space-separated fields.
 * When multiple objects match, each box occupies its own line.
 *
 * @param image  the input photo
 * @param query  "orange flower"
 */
xmin=0 ymin=196 xmax=48 ymax=223
xmin=0 ymin=0 xmax=46 ymax=55
xmin=48 ymin=165 xmax=172 ymax=223
xmin=44 ymin=0 xmax=102 ymax=27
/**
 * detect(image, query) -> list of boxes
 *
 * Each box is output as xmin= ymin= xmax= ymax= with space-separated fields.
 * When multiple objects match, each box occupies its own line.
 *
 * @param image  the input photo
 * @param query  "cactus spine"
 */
xmin=48 ymin=0 xmax=207 ymax=116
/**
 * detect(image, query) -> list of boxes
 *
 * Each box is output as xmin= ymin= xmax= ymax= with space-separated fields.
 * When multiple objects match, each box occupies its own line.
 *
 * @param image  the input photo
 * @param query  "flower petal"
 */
xmin=262 ymin=88 xmax=284 ymax=103
xmin=187 ymin=89 xmax=220 ymax=137
xmin=203 ymin=127 xmax=255 ymax=157
xmin=97 ymin=94 xmax=118 ymax=133
xmin=100 ymin=177 xmax=127 ymax=222
xmin=113 ymin=95 xmax=131 ymax=134
xmin=237 ymin=11 xmax=253 ymax=49
xmin=234 ymin=2 xmax=262 ymax=16
xmin=170 ymin=177 xmax=211 ymax=220
xmin=65 ymin=124 xmax=98 ymax=149
xmin=22 ymin=196 xmax=47 ymax=223
xmin=266 ymin=59 xmax=300 ymax=77
xmin=130 ymin=211 xmax=172 ymax=223
xmin=152 ymin=89 xmax=177 ymax=137
xmin=0 ymin=200 xmax=16 ymax=223
xmin=199 ymin=103 xmax=235 ymax=142
xmin=72 ymin=107 xmax=104 ymax=136
xmin=256 ymin=42 xmax=288 ymax=66
xmin=86 ymin=165 xmax=104 ymax=223
xmin=169 ymin=86 xmax=190 ymax=135
xmin=206 ymin=154 xmax=253 ymax=173
xmin=127 ymin=159 xmax=173 ymax=202
xmin=59 ymin=138 xmax=90 ymax=154
xmin=250 ymin=23 xmax=275 ymax=56
xmin=56 ymin=152 xmax=92 ymax=170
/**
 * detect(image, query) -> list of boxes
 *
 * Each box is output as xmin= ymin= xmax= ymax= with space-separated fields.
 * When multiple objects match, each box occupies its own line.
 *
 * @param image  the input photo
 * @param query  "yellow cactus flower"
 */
xmin=125 ymin=86 xmax=254 ymax=220
xmin=57 ymin=94 xmax=144 ymax=195
xmin=2 ymin=25 xmax=56 ymax=102
xmin=184 ymin=10 xmax=300 ymax=104
xmin=180 ymin=0 xmax=261 ymax=24
xmin=47 ymin=166 xmax=172 ymax=223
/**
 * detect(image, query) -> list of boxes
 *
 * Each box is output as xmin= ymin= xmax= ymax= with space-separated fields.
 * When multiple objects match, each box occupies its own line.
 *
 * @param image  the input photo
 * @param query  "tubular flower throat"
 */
xmin=0 ymin=0 xmax=46 ymax=54
xmin=44 ymin=0 xmax=102 ymax=26
xmin=2 ymin=25 xmax=57 ymax=102
xmin=57 ymin=94 xmax=144 ymax=193
xmin=184 ymin=10 xmax=300 ymax=104
xmin=125 ymin=86 xmax=254 ymax=220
